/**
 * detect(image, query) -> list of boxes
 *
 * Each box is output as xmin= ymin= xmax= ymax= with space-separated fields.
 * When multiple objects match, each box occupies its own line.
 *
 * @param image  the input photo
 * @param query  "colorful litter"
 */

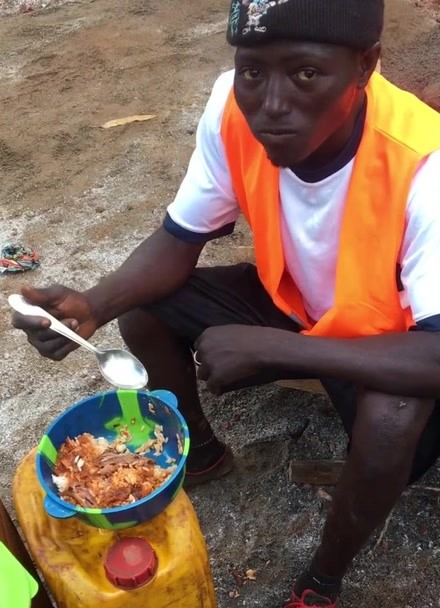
xmin=0 ymin=244 xmax=40 ymax=274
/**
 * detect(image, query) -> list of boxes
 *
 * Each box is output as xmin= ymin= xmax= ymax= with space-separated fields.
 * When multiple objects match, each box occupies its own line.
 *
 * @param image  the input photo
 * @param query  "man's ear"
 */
xmin=357 ymin=42 xmax=381 ymax=88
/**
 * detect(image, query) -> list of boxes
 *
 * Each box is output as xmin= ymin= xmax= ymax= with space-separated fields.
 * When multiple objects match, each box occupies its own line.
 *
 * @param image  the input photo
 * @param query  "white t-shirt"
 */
xmin=166 ymin=70 xmax=440 ymax=327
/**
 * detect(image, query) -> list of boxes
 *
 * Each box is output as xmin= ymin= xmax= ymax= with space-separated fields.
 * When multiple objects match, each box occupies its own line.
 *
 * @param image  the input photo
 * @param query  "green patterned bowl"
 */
xmin=36 ymin=389 xmax=190 ymax=530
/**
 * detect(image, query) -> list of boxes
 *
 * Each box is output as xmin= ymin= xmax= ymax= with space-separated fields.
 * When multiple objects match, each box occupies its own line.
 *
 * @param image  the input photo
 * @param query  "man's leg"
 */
xmin=119 ymin=308 xmax=225 ymax=472
xmin=293 ymin=388 xmax=440 ymax=604
xmin=118 ymin=263 xmax=299 ymax=475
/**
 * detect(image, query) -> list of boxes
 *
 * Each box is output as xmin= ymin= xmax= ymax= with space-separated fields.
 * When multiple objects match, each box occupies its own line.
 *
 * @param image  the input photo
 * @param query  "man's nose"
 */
xmin=263 ymin=75 xmax=291 ymax=118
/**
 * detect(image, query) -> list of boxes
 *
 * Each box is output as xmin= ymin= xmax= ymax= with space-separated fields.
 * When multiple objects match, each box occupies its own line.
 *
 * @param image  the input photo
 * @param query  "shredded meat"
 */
xmin=52 ymin=432 xmax=175 ymax=509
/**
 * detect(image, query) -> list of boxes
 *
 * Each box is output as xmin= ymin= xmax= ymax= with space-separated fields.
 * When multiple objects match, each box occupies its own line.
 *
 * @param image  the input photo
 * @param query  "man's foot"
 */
xmin=285 ymin=589 xmax=339 ymax=607
xmin=184 ymin=443 xmax=234 ymax=488
xmin=288 ymin=562 xmax=342 ymax=607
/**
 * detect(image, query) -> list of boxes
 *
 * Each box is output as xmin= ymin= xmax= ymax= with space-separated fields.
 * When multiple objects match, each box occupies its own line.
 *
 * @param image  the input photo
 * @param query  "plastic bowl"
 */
xmin=36 ymin=389 xmax=190 ymax=530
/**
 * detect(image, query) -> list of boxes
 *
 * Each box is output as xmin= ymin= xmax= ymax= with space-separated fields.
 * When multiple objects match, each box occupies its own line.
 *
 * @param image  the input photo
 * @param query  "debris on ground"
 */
xmin=100 ymin=115 xmax=156 ymax=129
xmin=0 ymin=244 xmax=40 ymax=274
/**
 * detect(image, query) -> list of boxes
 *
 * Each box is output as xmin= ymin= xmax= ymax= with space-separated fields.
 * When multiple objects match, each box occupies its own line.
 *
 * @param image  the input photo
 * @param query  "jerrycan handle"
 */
xmin=44 ymin=496 xmax=75 ymax=520
xmin=147 ymin=390 xmax=179 ymax=410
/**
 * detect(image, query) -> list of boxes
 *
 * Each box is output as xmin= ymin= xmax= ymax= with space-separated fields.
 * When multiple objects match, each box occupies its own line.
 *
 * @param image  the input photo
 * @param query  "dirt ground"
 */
xmin=0 ymin=0 xmax=439 ymax=606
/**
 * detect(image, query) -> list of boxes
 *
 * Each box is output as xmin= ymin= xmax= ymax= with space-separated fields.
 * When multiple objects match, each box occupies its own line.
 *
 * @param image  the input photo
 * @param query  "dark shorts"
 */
xmin=149 ymin=263 xmax=440 ymax=483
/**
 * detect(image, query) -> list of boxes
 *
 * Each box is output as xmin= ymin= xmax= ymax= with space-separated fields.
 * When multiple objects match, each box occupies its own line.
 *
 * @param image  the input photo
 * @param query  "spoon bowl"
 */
xmin=8 ymin=294 xmax=148 ymax=390
xmin=96 ymin=348 xmax=148 ymax=389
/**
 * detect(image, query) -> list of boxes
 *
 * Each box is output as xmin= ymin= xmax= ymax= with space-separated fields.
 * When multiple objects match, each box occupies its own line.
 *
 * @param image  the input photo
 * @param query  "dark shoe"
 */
xmin=184 ymin=445 xmax=234 ymax=488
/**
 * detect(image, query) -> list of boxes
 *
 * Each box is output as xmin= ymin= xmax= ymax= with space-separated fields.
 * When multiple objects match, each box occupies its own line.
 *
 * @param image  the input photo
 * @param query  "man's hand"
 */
xmin=11 ymin=228 xmax=205 ymax=362
xmin=12 ymin=285 xmax=97 ymax=361
xmin=194 ymin=325 xmax=270 ymax=394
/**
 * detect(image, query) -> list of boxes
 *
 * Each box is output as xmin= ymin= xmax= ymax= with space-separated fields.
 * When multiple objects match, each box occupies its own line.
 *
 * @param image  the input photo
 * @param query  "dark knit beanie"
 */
xmin=227 ymin=0 xmax=384 ymax=50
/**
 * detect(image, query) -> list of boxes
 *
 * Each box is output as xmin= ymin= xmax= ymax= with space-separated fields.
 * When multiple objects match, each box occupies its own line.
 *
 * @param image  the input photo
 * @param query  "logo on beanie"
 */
xmin=240 ymin=0 xmax=290 ymax=36
xmin=229 ymin=0 xmax=242 ymax=36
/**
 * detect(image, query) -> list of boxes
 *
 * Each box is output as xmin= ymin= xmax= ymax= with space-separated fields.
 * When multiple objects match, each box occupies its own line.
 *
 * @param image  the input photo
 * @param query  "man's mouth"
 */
xmin=257 ymin=131 xmax=299 ymax=148
xmin=259 ymin=129 xmax=297 ymax=136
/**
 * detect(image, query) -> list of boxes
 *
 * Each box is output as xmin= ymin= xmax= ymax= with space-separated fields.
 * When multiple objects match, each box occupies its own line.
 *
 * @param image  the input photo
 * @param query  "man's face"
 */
xmin=234 ymin=41 xmax=364 ymax=167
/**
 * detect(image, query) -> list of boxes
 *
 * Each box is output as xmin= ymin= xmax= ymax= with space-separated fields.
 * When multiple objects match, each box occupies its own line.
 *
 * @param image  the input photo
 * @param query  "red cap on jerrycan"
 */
xmin=104 ymin=537 xmax=158 ymax=590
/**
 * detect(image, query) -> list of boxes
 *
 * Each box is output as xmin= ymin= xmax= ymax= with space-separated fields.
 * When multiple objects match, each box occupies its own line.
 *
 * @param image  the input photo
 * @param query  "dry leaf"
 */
xmin=245 ymin=568 xmax=257 ymax=581
xmin=101 ymin=115 xmax=156 ymax=129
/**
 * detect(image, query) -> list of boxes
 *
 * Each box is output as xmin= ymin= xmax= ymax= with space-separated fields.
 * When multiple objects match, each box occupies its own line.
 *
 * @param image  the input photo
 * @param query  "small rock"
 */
xmin=316 ymin=487 xmax=332 ymax=502
xmin=420 ymin=82 xmax=440 ymax=112
xmin=95 ymin=206 xmax=105 ymax=213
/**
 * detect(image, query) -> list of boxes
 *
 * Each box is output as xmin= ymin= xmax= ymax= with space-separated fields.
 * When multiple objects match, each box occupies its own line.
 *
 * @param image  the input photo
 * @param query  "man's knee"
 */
xmin=118 ymin=308 xmax=160 ymax=346
xmin=352 ymin=391 xmax=434 ymax=475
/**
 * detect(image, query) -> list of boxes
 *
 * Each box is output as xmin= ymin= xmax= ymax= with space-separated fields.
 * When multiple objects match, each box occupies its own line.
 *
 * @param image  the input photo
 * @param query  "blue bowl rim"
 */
xmin=36 ymin=389 xmax=190 ymax=515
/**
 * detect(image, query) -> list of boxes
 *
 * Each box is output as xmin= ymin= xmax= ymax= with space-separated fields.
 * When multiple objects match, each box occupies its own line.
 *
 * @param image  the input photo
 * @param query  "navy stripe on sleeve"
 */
xmin=415 ymin=315 xmax=440 ymax=332
xmin=163 ymin=212 xmax=235 ymax=244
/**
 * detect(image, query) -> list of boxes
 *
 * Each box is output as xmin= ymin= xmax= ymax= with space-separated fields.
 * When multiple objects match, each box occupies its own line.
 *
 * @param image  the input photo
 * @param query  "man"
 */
xmin=12 ymin=0 xmax=440 ymax=606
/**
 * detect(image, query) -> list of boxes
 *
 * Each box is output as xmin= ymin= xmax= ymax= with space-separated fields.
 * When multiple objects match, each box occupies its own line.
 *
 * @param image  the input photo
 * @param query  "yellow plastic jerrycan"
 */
xmin=13 ymin=449 xmax=217 ymax=608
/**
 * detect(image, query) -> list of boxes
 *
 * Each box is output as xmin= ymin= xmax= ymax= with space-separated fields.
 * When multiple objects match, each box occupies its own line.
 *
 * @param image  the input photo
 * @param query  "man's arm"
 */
xmin=85 ymin=227 xmax=204 ymax=327
xmin=195 ymin=324 xmax=440 ymax=398
xmin=263 ymin=329 xmax=440 ymax=397
xmin=13 ymin=228 xmax=204 ymax=360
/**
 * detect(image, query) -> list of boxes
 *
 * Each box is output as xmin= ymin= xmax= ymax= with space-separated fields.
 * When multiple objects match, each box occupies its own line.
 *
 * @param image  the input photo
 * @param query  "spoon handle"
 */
xmin=8 ymin=294 xmax=101 ymax=356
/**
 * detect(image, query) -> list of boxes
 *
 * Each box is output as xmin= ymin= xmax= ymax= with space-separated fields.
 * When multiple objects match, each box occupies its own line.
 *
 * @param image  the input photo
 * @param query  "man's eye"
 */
xmin=240 ymin=68 xmax=262 ymax=81
xmin=295 ymin=69 xmax=319 ymax=82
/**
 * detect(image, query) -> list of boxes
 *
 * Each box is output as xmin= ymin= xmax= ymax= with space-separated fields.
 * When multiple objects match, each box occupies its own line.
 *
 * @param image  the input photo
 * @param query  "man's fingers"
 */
xmin=196 ymin=364 xmax=224 ymax=395
xmin=196 ymin=363 xmax=209 ymax=382
xmin=14 ymin=317 xmax=78 ymax=342
xmin=32 ymin=319 xmax=78 ymax=342
xmin=21 ymin=284 xmax=66 ymax=307
xmin=27 ymin=332 xmax=62 ymax=352
xmin=29 ymin=336 xmax=77 ymax=360
xmin=28 ymin=334 xmax=67 ymax=352
xmin=51 ymin=342 xmax=79 ymax=361
xmin=12 ymin=312 xmax=50 ymax=331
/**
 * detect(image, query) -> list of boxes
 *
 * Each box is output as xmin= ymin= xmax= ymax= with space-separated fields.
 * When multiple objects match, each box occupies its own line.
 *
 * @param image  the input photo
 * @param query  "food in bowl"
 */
xmin=52 ymin=431 xmax=177 ymax=509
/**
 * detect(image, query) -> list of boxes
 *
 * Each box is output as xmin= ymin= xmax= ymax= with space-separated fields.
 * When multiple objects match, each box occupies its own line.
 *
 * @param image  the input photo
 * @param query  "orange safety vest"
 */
xmin=221 ymin=72 xmax=440 ymax=338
